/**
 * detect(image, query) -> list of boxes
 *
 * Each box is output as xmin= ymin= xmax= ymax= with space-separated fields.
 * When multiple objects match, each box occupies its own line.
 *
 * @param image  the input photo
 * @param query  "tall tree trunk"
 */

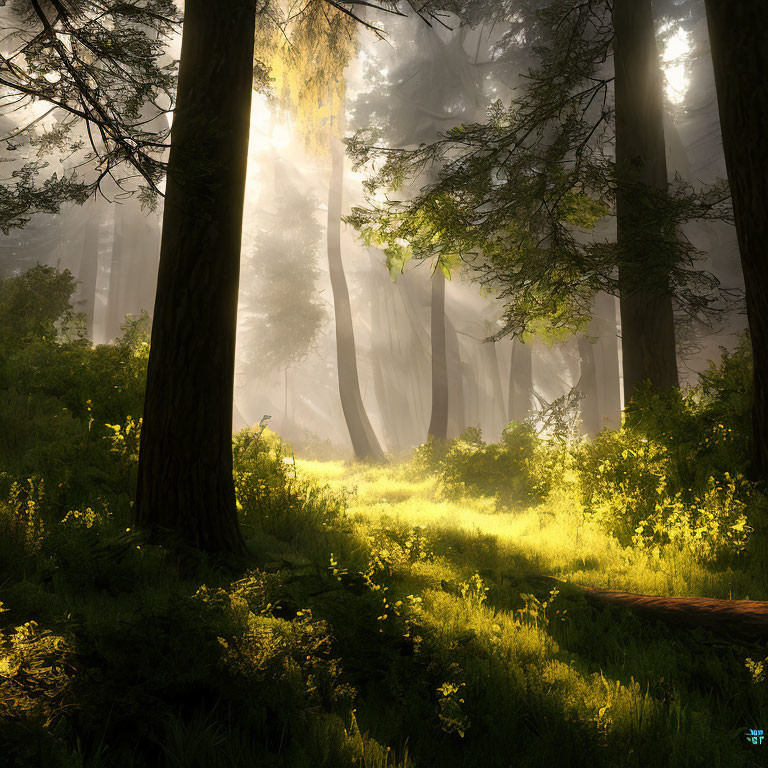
xmin=483 ymin=337 xmax=506 ymax=438
xmin=77 ymin=201 xmax=101 ymax=341
xmin=705 ymin=0 xmax=768 ymax=478
xmin=107 ymin=202 xmax=160 ymax=339
xmin=369 ymin=252 xmax=402 ymax=453
xmin=508 ymin=339 xmax=532 ymax=423
xmin=446 ymin=314 xmax=466 ymax=437
xmin=613 ymin=0 xmax=679 ymax=401
xmin=327 ymin=137 xmax=385 ymax=461
xmin=106 ymin=205 xmax=124 ymax=341
xmin=594 ymin=292 xmax=622 ymax=429
xmin=577 ymin=336 xmax=601 ymax=436
xmin=428 ymin=268 xmax=449 ymax=440
xmin=135 ymin=0 xmax=255 ymax=554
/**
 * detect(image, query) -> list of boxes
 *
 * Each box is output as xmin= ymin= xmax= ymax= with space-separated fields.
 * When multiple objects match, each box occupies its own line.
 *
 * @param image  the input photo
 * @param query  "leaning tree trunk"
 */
xmin=508 ymin=339 xmax=533 ymax=423
xmin=427 ymin=268 xmax=449 ymax=440
xmin=327 ymin=137 xmax=385 ymax=461
xmin=135 ymin=0 xmax=256 ymax=554
xmin=704 ymin=0 xmax=768 ymax=478
xmin=613 ymin=0 xmax=679 ymax=402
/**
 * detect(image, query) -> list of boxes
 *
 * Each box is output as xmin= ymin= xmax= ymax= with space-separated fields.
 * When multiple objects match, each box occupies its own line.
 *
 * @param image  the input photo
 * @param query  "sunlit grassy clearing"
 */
xmin=298 ymin=458 xmax=768 ymax=601
xmin=290 ymin=455 xmax=767 ymax=765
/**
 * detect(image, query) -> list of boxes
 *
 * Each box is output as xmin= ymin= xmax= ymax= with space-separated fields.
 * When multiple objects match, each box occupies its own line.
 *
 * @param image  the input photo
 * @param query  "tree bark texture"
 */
xmin=705 ymin=0 xmax=768 ymax=478
xmin=327 ymin=138 xmax=385 ymax=461
xmin=428 ymin=268 xmax=449 ymax=440
xmin=613 ymin=0 xmax=680 ymax=401
xmin=135 ymin=0 xmax=256 ymax=554
xmin=508 ymin=339 xmax=532 ymax=423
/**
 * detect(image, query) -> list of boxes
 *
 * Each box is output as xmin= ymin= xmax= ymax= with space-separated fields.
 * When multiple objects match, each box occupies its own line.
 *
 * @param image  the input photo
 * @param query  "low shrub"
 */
xmin=421 ymin=423 xmax=560 ymax=505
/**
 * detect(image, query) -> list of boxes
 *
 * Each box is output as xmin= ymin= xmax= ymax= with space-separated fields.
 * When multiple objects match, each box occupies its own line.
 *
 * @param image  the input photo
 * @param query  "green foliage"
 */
xmin=576 ymin=336 xmax=755 ymax=556
xmin=233 ymin=427 xmax=351 ymax=550
xmin=254 ymin=0 xmax=356 ymax=156
xmin=1 ymin=269 xmax=763 ymax=768
xmin=420 ymin=423 xmax=560 ymax=504
xmin=410 ymin=337 xmax=759 ymax=568
xmin=0 ymin=0 xmax=180 ymax=221
xmin=347 ymin=0 xmax=731 ymax=340
xmin=0 ymin=266 xmax=149 ymax=514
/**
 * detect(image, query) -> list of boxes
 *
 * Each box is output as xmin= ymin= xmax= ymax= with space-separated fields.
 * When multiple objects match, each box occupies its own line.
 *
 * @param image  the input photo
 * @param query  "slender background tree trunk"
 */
xmin=106 ymin=206 xmax=124 ymax=341
xmin=508 ymin=339 xmax=532 ymax=423
xmin=77 ymin=201 xmax=101 ymax=341
xmin=594 ymin=292 xmax=622 ymax=429
xmin=577 ymin=335 xmax=600 ymax=436
xmin=327 ymin=137 xmax=385 ymax=461
xmin=705 ymin=0 xmax=768 ymax=477
xmin=613 ymin=0 xmax=679 ymax=401
xmin=428 ymin=268 xmax=448 ymax=440
xmin=135 ymin=0 xmax=256 ymax=554
xmin=446 ymin=315 xmax=466 ymax=436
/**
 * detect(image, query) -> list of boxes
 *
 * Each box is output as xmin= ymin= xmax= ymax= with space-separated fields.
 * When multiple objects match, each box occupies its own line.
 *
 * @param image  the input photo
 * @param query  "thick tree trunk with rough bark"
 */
xmin=328 ymin=138 xmax=385 ymax=461
xmin=613 ymin=0 xmax=679 ymax=401
xmin=428 ymin=268 xmax=448 ymax=440
xmin=705 ymin=1 xmax=768 ymax=478
xmin=508 ymin=339 xmax=532 ymax=423
xmin=135 ymin=0 xmax=255 ymax=554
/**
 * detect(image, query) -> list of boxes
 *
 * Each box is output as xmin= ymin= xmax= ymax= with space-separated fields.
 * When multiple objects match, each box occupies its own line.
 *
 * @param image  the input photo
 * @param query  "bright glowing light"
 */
xmin=248 ymin=94 xmax=293 ymax=151
xmin=662 ymin=26 xmax=692 ymax=105
xmin=270 ymin=120 xmax=292 ymax=148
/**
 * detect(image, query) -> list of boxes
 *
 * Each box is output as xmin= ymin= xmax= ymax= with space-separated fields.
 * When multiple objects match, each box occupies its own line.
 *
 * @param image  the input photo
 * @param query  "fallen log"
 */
xmin=579 ymin=586 xmax=768 ymax=642
xmin=504 ymin=574 xmax=768 ymax=641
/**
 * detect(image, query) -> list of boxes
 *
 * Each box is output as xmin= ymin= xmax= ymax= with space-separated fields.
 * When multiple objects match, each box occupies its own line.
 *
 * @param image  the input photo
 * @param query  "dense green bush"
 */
xmin=576 ymin=336 xmax=762 ymax=559
xmin=418 ymin=423 xmax=560 ymax=504
xmin=0 ymin=265 xmax=149 ymax=516
xmin=409 ymin=334 xmax=762 ymax=566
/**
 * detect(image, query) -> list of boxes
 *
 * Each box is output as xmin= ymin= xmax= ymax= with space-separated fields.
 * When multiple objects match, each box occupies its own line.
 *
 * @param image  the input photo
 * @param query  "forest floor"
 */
xmin=300 ymin=457 xmax=768 ymax=602
xmin=4 ymin=448 xmax=768 ymax=767
xmin=245 ymin=454 xmax=768 ymax=766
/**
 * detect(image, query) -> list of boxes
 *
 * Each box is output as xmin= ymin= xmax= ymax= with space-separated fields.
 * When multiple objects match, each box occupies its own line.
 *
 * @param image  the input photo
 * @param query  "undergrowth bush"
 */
xmin=410 ymin=334 xmax=763 ymax=568
xmin=576 ymin=335 xmax=762 ymax=562
xmin=418 ymin=423 xmax=561 ymax=504
xmin=0 ymin=265 xmax=149 ymax=517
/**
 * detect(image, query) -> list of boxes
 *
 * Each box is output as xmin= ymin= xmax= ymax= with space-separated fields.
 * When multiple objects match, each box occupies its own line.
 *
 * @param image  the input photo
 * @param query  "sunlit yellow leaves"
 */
xmin=254 ymin=1 xmax=356 ymax=158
